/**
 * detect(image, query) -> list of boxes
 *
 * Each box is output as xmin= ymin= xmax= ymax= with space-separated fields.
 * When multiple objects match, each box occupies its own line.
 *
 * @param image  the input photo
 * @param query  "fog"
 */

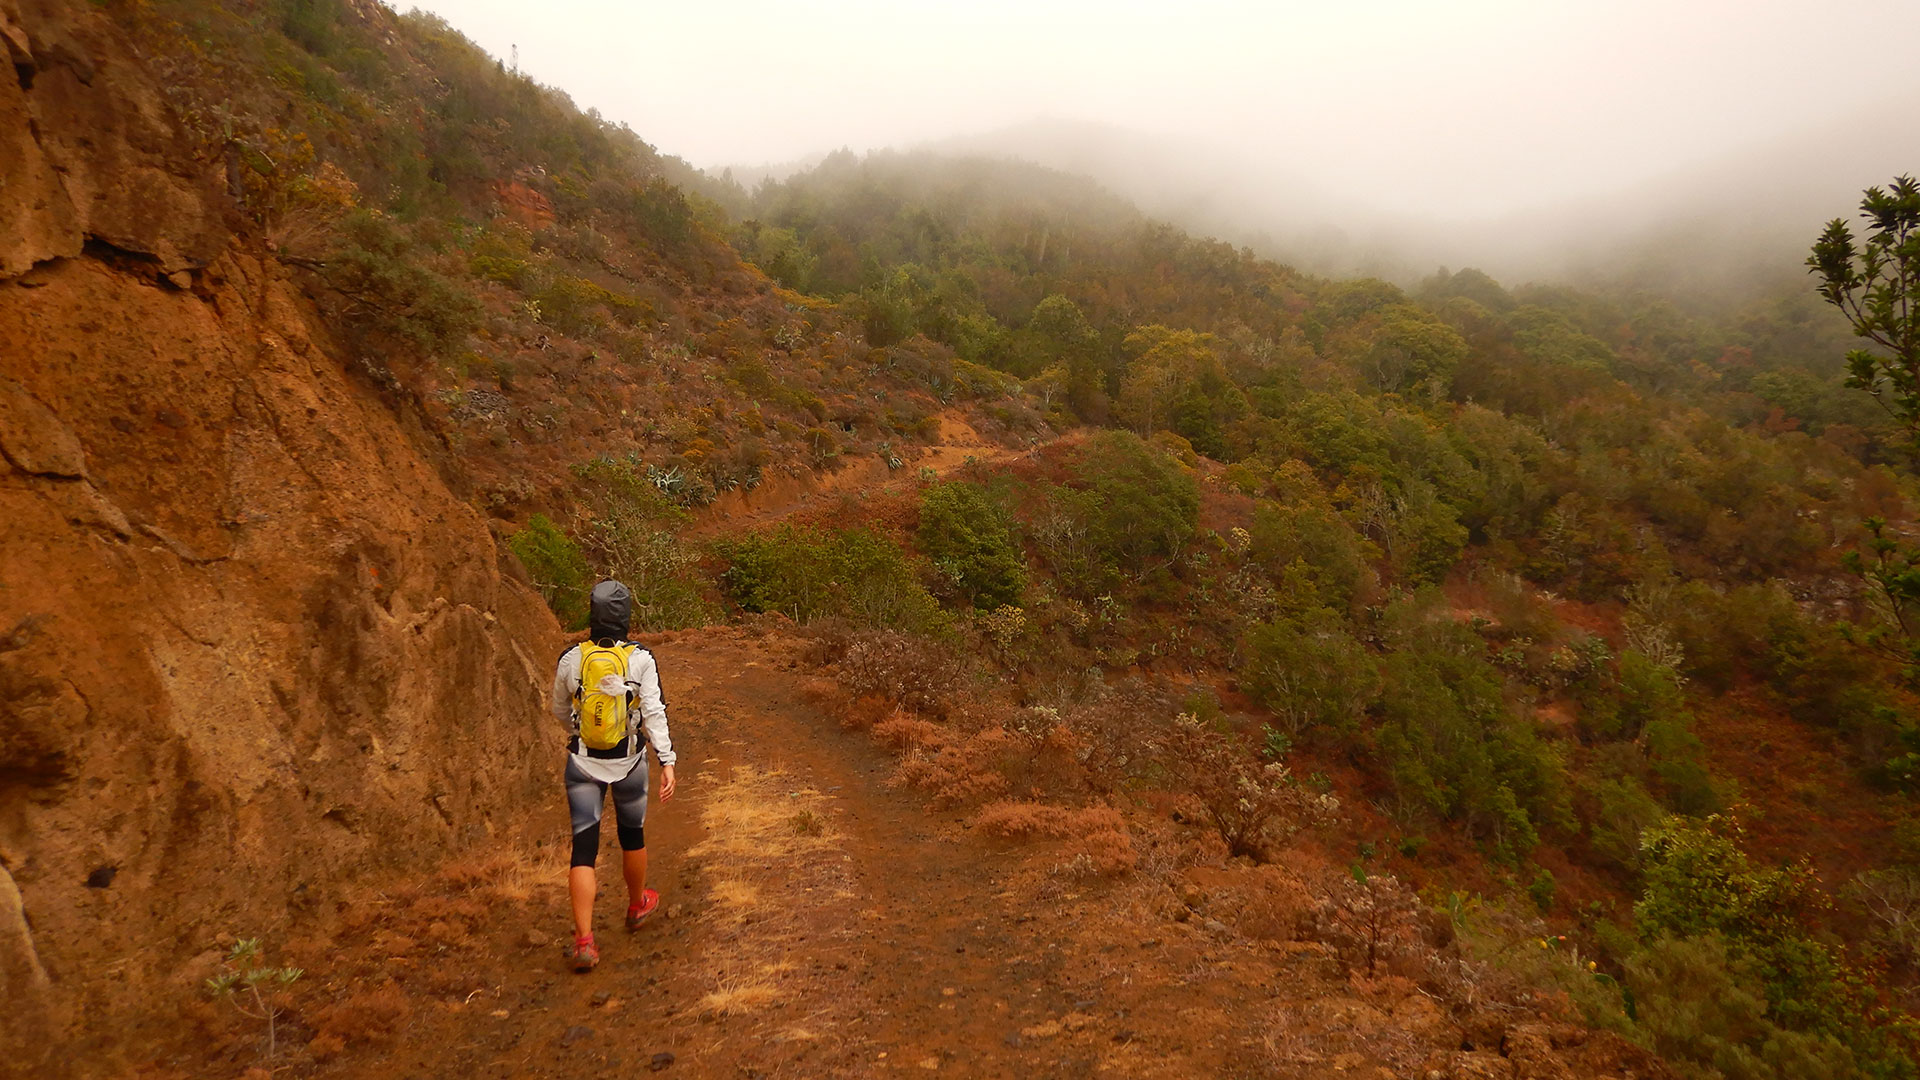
xmin=412 ymin=0 xmax=1920 ymax=289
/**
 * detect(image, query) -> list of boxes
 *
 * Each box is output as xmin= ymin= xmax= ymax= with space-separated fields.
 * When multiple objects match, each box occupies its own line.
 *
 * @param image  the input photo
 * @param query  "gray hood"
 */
xmin=587 ymin=579 xmax=632 ymax=643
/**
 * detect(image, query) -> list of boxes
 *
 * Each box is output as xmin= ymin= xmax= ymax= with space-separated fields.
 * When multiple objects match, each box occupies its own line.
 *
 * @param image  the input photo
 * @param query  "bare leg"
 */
xmin=622 ymin=847 xmax=648 ymax=907
xmin=569 ymin=865 xmax=596 ymax=939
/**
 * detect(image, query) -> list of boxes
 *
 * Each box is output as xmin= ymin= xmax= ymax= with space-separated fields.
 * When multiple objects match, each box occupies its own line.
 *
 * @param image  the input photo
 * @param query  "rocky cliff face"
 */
xmin=0 ymin=0 xmax=562 ymax=1068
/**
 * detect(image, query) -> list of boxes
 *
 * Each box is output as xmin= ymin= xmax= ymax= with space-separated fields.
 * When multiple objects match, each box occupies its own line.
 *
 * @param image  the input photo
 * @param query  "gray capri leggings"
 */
xmin=565 ymin=756 xmax=650 ymax=867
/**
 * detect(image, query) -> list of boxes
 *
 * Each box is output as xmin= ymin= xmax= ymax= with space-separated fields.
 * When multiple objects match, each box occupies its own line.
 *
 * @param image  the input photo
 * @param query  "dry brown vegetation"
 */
xmin=685 ymin=765 xmax=848 ymax=1018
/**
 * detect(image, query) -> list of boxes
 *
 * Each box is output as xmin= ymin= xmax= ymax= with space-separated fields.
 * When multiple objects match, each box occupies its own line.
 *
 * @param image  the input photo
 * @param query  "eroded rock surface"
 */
xmin=0 ymin=3 xmax=560 ymax=1070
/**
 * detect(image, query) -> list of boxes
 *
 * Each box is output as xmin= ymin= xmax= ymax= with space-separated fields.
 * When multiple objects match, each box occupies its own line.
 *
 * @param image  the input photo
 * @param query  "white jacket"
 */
xmin=550 ymin=641 xmax=677 ymax=783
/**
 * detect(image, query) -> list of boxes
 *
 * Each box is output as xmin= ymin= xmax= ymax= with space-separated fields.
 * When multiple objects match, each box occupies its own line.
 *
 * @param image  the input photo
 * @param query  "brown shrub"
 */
xmin=890 ymin=728 xmax=1015 ymax=807
xmin=1070 ymin=687 xmax=1170 ymax=795
xmin=309 ymin=983 xmax=413 ymax=1048
xmin=1001 ymin=710 xmax=1097 ymax=800
xmin=1227 ymin=865 xmax=1319 ymax=943
xmin=973 ymin=801 xmax=1136 ymax=875
xmin=799 ymin=616 xmax=856 ymax=665
xmin=1311 ymin=870 xmax=1431 ymax=980
xmin=839 ymin=693 xmax=895 ymax=730
xmin=836 ymin=630 xmax=968 ymax=715
xmin=798 ymin=676 xmax=842 ymax=709
xmin=1154 ymin=713 xmax=1337 ymax=859
xmin=872 ymin=708 xmax=945 ymax=751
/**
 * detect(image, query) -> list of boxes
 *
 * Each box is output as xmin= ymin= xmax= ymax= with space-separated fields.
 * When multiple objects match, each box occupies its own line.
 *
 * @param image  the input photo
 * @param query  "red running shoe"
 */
xmin=570 ymin=934 xmax=599 ymax=972
xmin=626 ymin=888 xmax=660 ymax=931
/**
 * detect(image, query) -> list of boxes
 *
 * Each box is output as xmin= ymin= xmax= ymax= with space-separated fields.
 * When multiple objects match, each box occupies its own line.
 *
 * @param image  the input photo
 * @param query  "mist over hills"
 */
xmin=716 ymin=104 xmax=1920 ymax=302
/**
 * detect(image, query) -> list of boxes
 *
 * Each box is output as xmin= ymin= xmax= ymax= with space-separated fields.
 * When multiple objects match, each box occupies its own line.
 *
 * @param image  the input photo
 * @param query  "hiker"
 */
xmin=551 ymin=580 xmax=678 ymax=972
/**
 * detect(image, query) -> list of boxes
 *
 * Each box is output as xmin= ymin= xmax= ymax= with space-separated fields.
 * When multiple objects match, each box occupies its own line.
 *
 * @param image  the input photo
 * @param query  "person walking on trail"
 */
xmin=551 ymin=579 xmax=677 ymax=972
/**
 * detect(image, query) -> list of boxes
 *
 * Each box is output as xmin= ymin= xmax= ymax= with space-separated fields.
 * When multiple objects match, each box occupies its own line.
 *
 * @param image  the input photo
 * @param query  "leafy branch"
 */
xmin=1809 ymin=175 xmax=1920 ymax=443
xmin=205 ymin=937 xmax=304 ymax=1062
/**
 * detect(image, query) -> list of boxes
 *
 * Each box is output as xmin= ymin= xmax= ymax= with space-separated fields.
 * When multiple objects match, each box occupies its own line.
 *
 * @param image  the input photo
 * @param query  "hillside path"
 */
xmin=247 ymin=626 xmax=1620 ymax=1080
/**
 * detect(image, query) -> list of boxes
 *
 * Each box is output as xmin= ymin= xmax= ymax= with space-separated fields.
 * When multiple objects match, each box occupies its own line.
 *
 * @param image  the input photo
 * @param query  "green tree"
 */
xmin=1241 ymin=612 xmax=1377 ymax=738
xmin=1809 ymin=176 xmax=1920 ymax=442
xmin=719 ymin=524 xmax=945 ymax=633
xmin=508 ymin=514 xmax=591 ymax=630
xmin=1074 ymin=430 xmax=1200 ymax=568
xmin=1026 ymin=294 xmax=1104 ymax=418
xmin=1363 ymin=304 xmax=1469 ymax=396
xmin=1635 ymin=816 xmax=1851 ymax=1039
xmin=918 ymin=481 xmax=1026 ymax=610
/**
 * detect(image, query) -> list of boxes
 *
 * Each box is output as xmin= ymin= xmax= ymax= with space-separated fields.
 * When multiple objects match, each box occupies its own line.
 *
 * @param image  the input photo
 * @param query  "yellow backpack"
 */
xmin=575 ymin=641 xmax=638 ymax=751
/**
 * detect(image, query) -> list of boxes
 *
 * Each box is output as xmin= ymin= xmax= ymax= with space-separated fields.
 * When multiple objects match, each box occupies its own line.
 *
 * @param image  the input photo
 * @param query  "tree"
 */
xmin=1809 ymin=176 xmax=1920 ymax=443
xmin=1240 ymin=612 xmax=1376 ymax=738
xmin=917 ymin=481 xmax=1026 ymax=610
xmin=1363 ymin=304 xmax=1469 ymax=397
xmin=1026 ymin=295 xmax=1104 ymax=418
xmin=1811 ymin=178 xmax=1920 ymax=683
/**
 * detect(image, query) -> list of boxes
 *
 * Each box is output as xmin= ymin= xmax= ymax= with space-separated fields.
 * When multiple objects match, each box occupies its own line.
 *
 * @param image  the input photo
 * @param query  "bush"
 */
xmin=1155 ymin=713 xmax=1336 ymax=859
xmin=1624 ymin=934 xmax=1860 ymax=1080
xmin=972 ymin=801 xmax=1136 ymax=875
xmin=720 ymin=524 xmax=945 ymax=632
xmin=1075 ymin=431 xmax=1200 ymax=567
xmin=323 ymin=210 xmax=479 ymax=357
xmin=508 ymin=514 xmax=590 ymax=630
xmin=1375 ymin=596 xmax=1571 ymax=861
xmin=1240 ymin=612 xmax=1376 ymax=739
xmin=1035 ymin=431 xmax=1199 ymax=598
xmin=837 ymin=630 xmax=968 ymax=715
xmin=1629 ymin=815 xmax=1918 ymax=1074
xmin=1248 ymin=500 xmax=1377 ymax=613
xmin=570 ymin=457 xmax=711 ymax=629
xmin=918 ymin=481 xmax=1026 ymax=610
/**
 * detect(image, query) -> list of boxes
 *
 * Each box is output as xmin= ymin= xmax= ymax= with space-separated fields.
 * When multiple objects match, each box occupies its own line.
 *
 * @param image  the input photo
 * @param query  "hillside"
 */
xmin=3 ymin=1 xmax=1919 ymax=1078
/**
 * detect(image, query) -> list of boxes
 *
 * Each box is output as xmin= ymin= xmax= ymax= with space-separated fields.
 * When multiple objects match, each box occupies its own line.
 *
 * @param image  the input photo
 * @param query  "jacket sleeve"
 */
xmin=628 ymin=648 xmax=675 ymax=767
xmin=551 ymin=646 xmax=576 ymax=730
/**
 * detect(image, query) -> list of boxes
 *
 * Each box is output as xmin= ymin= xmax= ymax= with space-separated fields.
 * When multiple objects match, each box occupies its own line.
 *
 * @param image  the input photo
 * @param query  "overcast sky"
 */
xmin=409 ymin=0 xmax=1920 ymax=221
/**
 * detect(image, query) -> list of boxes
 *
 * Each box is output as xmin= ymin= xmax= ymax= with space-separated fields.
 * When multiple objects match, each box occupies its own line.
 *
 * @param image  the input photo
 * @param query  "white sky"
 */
xmin=408 ymin=0 xmax=1920 ymax=220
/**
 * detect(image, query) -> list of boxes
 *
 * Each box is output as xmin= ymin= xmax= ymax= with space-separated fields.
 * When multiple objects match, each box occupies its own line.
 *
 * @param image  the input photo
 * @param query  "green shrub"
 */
xmin=918 ymin=481 xmax=1026 ymax=610
xmin=1375 ymin=593 xmax=1571 ymax=861
xmin=1624 ymin=934 xmax=1861 ymax=1080
xmin=1036 ymin=431 xmax=1199 ymax=598
xmin=1629 ymin=815 xmax=1912 ymax=1071
xmin=508 ymin=514 xmax=590 ymax=630
xmin=1248 ymin=500 xmax=1377 ymax=613
xmin=719 ymin=525 xmax=945 ymax=633
xmin=567 ymin=458 xmax=712 ymax=630
xmin=1528 ymin=866 xmax=1558 ymax=914
xmin=1075 ymin=431 xmax=1199 ymax=565
xmin=1240 ymin=612 xmax=1376 ymax=739
xmin=323 ymin=209 xmax=480 ymax=357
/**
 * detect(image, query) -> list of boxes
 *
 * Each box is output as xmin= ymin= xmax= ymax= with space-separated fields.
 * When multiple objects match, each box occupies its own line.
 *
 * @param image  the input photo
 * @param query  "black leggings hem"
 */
xmin=571 ymin=822 xmax=648 ymax=867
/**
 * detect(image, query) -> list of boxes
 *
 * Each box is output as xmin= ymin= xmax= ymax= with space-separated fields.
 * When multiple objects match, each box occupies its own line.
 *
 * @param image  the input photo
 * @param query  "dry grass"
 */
xmin=435 ymin=844 xmax=567 ymax=904
xmin=688 ymin=765 xmax=843 ymax=1017
xmin=308 ymin=982 xmax=412 ymax=1049
xmin=688 ymin=765 xmax=839 ymax=866
xmin=700 ymin=956 xmax=789 ymax=1017
xmin=972 ymin=800 xmax=1137 ymax=875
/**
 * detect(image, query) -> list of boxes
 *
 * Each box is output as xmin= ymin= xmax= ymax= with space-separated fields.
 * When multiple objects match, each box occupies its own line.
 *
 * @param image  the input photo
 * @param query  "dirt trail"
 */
xmin=226 ymin=628 xmax=1288 ymax=1078
xmin=166 ymin=626 xmax=1659 ymax=1080
xmin=689 ymin=413 xmax=1029 ymax=539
